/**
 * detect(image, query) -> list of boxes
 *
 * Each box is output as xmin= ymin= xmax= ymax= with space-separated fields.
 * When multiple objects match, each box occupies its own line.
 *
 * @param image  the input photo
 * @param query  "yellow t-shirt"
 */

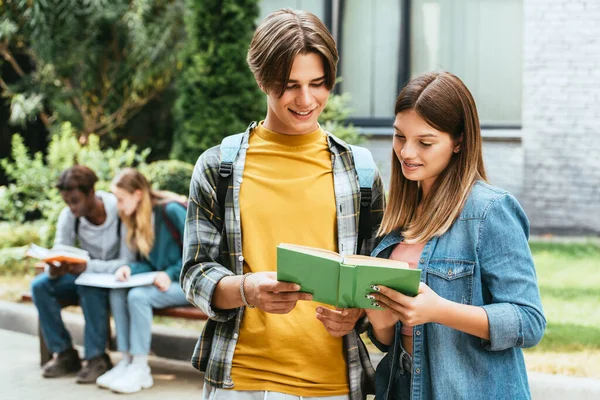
xmin=230 ymin=123 xmax=349 ymax=396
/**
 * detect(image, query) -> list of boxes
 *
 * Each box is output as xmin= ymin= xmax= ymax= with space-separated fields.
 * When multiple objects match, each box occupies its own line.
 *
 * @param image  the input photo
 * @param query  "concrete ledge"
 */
xmin=0 ymin=300 xmax=200 ymax=362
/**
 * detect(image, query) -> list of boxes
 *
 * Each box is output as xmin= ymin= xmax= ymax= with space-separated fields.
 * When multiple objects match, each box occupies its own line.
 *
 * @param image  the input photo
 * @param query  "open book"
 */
xmin=75 ymin=272 xmax=159 ymax=289
xmin=277 ymin=243 xmax=421 ymax=309
xmin=26 ymin=243 xmax=90 ymax=264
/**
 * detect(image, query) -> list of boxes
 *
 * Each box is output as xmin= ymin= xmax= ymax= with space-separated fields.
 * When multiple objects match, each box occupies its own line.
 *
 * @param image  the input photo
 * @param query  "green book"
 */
xmin=276 ymin=243 xmax=421 ymax=309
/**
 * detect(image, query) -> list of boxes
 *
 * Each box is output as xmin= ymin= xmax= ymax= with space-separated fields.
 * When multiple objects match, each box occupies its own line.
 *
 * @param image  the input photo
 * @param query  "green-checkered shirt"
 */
xmin=180 ymin=125 xmax=386 ymax=399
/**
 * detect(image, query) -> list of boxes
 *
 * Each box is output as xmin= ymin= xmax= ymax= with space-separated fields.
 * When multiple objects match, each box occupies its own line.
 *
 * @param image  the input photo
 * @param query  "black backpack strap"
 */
xmin=74 ymin=217 xmax=80 ymax=238
xmin=117 ymin=217 xmax=122 ymax=239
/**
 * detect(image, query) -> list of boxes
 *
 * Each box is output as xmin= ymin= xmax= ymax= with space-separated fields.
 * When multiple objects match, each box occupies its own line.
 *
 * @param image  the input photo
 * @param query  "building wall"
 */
xmin=522 ymin=0 xmax=600 ymax=235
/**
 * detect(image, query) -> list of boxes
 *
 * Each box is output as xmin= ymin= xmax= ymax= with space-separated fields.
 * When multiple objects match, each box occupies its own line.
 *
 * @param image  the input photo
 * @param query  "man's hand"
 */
xmin=244 ymin=272 xmax=313 ymax=314
xmin=47 ymin=262 xmax=68 ymax=278
xmin=65 ymin=262 xmax=87 ymax=275
xmin=316 ymin=307 xmax=364 ymax=337
xmin=115 ymin=265 xmax=131 ymax=282
xmin=153 ymin=272 xmax=171 ymax=292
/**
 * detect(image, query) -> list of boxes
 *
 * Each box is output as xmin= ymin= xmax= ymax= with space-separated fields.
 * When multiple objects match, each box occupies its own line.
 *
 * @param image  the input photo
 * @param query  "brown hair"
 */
xmin=56 ymin=165 xmax=98 ymax=194
xmin=112 ymin=168 xmax=186 ymax=257
xmin=247 ymin=8 xmax=338 ymax=97
xmin=379 ymin=71 xmax=487 ymax=243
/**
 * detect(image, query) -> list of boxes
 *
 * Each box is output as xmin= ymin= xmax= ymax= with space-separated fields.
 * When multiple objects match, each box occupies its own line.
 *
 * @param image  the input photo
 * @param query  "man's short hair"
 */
xmin=56 ymin=165 xmax=98 ymax=194
xmin=247 ymin=8 xmax=338 ymax=97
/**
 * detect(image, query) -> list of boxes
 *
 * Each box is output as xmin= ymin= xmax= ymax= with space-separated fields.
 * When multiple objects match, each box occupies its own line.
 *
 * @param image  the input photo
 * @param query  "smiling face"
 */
xmin=393 ymin=109 xmax=461 ymax=197
xmin=262 ymin=52 xmax=330 ymax=136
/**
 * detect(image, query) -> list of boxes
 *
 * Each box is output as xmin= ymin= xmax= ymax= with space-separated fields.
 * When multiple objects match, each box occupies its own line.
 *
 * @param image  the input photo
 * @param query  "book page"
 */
xmin=343 ymin=255 xmax=409 ymax=269
xmin=278 ymin=243 xmax=342 ymax=262
xmin=74 ymin=272 xmax=159 ymax=289
xmin=26 ymin=243 xmax=90 ymax=264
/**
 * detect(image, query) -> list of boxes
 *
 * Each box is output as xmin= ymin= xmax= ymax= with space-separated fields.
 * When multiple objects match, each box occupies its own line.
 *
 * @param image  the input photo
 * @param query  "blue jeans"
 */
xmin=31 ymin=273 xmax=109 ymax=360
xmin=375 ymin=345 xmax=412 ymax=400
xmin=109 ymin=283 xmax=189 ymax=355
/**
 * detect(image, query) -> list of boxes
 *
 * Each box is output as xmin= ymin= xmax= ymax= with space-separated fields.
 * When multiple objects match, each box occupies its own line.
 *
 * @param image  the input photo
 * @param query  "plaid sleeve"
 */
xmin=180 ymin=148 xmax=236 ymax=322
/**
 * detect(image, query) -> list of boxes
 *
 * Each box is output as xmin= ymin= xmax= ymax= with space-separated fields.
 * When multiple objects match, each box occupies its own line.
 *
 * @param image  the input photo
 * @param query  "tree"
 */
xmin=171 ymin=0 xmax=264 ymax=162
xmin=0 ymin=0 xmax=185 ymax=142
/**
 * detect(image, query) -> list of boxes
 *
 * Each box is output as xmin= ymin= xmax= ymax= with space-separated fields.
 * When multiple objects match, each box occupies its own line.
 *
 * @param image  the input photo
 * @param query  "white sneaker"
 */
xmin=109 ymin=363 xmax=154 ymax=394
xmin=96 ymin=359 xmax=129 ymax=389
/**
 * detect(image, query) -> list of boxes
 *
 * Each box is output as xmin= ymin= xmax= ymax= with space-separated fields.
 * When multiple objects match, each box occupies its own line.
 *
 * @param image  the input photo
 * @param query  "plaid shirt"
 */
xmin=180 ymin=125 xmax=386 ymax=399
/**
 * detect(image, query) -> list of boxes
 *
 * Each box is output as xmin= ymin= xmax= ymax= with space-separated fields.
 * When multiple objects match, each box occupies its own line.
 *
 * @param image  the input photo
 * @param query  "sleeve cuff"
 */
xmin=481 ymin=303 xmax=522 ymax=351
xmin=188 ymin=265 xmax=237 ymax=322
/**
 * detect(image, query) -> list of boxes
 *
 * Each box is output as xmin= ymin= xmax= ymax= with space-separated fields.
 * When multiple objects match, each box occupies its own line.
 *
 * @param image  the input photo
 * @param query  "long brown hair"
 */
xmin=112 ymin=168 xmax=186 ymax=257
xmin=247 ymin=8 xmax=338 ymax=97
xmin=379 ymin=72 xmax=487 ymax=243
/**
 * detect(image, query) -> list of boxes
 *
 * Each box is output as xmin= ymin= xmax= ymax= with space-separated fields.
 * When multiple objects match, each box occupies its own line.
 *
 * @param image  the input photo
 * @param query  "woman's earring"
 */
xmin=454 ymin=148 xmax=460 ymax=153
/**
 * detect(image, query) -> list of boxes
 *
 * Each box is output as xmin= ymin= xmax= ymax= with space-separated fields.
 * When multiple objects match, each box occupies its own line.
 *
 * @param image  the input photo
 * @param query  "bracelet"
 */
xmin=240 ymin=273 xmax=255 ymax=308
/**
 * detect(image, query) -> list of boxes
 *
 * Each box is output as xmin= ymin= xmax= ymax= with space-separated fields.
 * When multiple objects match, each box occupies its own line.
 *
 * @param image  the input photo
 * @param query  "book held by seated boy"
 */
xmin=26 ymin=243 xmax=90 ymax=265
xmin=277 ymin=243 xmax=421 ymax=309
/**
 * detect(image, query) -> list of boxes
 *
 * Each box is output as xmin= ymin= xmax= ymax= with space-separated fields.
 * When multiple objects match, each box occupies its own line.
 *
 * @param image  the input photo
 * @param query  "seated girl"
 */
xmin=96 ymin=168 xmax=190 ymax=394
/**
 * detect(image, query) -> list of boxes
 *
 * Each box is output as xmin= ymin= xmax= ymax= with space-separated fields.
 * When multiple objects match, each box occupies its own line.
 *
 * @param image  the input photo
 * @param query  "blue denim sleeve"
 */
xmin=477 ymin=194 xmax=546 ymax=351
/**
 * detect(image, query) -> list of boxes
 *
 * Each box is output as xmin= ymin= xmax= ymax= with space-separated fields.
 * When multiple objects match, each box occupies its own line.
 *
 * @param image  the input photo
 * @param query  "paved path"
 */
xmin=0 ymin=328 xmax=204 ymax=400
xmin=2 ymin=326 xmax=600 ymax=399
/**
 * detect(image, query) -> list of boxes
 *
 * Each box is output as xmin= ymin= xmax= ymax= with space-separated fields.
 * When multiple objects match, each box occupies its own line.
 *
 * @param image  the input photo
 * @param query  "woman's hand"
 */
xmin=115 ymin=265 xmax=131 ymax=282
xmin=371 ymin=282 xmax=444 ymax=326
xmin=154 ymin=272 xmax=171 ymax=292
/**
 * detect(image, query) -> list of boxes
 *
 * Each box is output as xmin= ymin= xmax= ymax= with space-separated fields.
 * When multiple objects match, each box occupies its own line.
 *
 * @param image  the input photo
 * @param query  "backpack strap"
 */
xmin=217 ymin=122 xmax=257 ymax=218
xmin=161 ymin=202 xmax=186 ymax=249
xmin=74 ymin=217 xmax=80 ymax=238
xmin=349 ymin=144 xmax=376 ymax=254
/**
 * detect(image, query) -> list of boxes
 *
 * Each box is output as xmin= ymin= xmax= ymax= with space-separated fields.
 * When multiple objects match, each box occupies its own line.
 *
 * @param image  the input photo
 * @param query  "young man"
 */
xmin=30 ymin=165 xmax=134 ymax=383
xmin=181 ymin=9 xmax=385 ymax=400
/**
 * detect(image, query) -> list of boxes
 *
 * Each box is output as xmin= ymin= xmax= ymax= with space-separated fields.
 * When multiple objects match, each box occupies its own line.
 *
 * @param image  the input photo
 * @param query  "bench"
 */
xmin=22 ymin=262 xmax=207 ymax=365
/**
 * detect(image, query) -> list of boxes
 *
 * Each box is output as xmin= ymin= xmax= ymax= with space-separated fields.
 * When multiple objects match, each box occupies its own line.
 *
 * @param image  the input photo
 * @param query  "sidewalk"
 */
xmin=2 ymin=300 xmax=600 ymax=399
xmin=0 ymin=328 xmax=203 ymax=400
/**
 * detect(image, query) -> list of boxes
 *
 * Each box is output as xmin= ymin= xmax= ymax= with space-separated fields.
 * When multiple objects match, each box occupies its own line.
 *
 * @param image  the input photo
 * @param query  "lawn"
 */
xmin=523 ymin=240 xmax=600 ymax=377
xmin=1 ymin=238 xmax=599 ymax=377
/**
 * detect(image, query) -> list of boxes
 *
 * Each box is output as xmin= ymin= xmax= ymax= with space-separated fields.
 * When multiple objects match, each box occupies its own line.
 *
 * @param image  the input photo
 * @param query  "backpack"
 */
xmin=217 ymin=122 xmax=377 ymax=254
xmin=160 ymin=200 xmax=188 ymax=249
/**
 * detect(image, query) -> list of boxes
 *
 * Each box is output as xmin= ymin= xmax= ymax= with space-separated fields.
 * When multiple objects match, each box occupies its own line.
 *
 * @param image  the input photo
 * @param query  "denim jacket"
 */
xmin=369 ymin=181 xmax=546 ymax=400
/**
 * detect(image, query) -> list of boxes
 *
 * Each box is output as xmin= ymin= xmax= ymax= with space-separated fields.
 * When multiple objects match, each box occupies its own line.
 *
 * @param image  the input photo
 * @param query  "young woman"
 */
xmin=366 ymin=72 xmax=546 ymax=399
xmin=95 ymin=168 xmax=189 ymax=394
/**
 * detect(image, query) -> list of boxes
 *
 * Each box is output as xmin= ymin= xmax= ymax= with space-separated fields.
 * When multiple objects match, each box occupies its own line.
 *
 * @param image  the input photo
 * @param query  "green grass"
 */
xmin=526 ymin=241 xmax=600 ymax=354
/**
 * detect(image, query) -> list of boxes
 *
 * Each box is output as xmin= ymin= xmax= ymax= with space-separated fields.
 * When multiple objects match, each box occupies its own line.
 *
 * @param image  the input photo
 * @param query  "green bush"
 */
xmin=140 ymin=160 xmax=195 ymax=196
xmin=0 ymin=247 xmax=36 ymax=277
xmin=0 ymin=122 xmax=150 ymax=232
xmin=0 ymin=221 xmax=47 ymax=249
xmin=171 ymin=0 xmax=264 ymax=162
xmin=320 ymin=92 xmax=363 ymax=145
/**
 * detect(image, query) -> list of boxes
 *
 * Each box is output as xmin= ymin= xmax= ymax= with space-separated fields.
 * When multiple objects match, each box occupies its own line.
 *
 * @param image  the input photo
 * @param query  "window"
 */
xmin=411 ymin=0 xmax=523 ymax=127
xmin=256 ymin=0 xmax=523 ymax=127
xmin=338 ymin=0 xmax=404 ymax=121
